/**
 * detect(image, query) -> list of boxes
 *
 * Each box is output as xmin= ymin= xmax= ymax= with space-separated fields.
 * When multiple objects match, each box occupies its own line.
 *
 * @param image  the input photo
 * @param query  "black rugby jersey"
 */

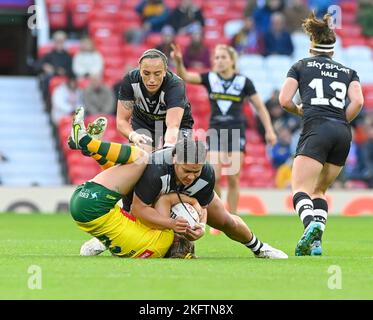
xmin=200 ymin=71 xmax=257 ymax=128
xmin=287 ymin=55 xmax=360 ymax=123
xmin=118 ymin=69 xmax=194 ymax=133
xmin=122 ymin=148 xmax=215 ymax=209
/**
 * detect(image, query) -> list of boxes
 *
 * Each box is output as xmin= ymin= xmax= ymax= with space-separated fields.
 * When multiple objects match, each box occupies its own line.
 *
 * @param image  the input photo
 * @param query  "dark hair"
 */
xmin=138 ymin=48 xmax=168 ymax=68
xmin=302 ymin=12 xmax=336 ymax=45
xmin=173 ymin=138 xmax=207 ymax=164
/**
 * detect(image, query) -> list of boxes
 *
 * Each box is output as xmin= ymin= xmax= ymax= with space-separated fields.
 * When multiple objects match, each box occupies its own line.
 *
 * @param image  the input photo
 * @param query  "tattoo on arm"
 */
xmin=120 ymin=100 xmax=135 ymax=111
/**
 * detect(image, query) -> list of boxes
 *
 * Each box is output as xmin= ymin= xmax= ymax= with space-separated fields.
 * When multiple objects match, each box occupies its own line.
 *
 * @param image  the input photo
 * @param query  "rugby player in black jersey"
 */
xmin=171 ymin=43 xmax=277 ymax=233
xmin=279 ymin=12 xmax=364 ymax=256
xmin=71 ymin=122 xmax=288 ymax=259
xmin=117 ymin=49 xmax=194 ymax=151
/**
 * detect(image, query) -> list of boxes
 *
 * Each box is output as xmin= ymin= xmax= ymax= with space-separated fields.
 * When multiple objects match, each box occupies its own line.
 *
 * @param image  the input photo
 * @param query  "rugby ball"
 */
xmin=170 ymin=202 xmax=200 ymax=229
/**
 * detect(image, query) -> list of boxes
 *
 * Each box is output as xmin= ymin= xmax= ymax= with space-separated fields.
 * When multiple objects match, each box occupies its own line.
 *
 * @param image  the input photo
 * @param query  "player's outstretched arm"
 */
xmin=164 ymin=107 xmax=184 ymax=146
xmin=171 ymin=43 xmax=203 ymax=84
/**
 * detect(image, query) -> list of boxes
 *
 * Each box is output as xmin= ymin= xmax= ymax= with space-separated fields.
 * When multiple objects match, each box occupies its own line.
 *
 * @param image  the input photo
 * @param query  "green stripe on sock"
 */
xmin=116 ymin=145 xmax=131 ymax=164
xmin=97 ymin=141 xmax=111 ymax=157
xmin=80 ymin=135 xmax=92 ymax=148
xmin=97 ymin=157 xmax=108 ymax=165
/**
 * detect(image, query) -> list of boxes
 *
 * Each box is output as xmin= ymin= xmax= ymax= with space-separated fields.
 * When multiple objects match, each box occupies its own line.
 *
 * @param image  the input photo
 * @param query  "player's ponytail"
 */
xmin=303 ymin=12 xmax=336 ymax=53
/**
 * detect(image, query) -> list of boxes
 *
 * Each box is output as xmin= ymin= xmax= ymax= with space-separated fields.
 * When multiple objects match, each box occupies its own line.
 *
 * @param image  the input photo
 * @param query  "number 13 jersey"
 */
xmin=287 ymin=54 xmax=360 ymax=124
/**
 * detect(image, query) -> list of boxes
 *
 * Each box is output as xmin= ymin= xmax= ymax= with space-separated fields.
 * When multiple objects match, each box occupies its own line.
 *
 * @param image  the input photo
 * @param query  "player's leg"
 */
xmin=68 ymin=114 xmax=117 ymax=169
xmin=226 ymin=151 xmax=244 ymax=215
xmin=206 ymin=193 xmax=288 ymax=259
xmin=292 ymin=155 xmax=325 ymax=256
xmin=310 ymin=163 xmax=343 ymax=255
xmin=70 ymin=107 xmax=143 ymax=165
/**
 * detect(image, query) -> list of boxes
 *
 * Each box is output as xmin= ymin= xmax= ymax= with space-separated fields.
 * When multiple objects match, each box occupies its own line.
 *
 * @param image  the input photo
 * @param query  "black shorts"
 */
xmin=296 ymin=118 xmax=352 ymax=166
xmin=206 ymin=126 xmax=246 ymax=153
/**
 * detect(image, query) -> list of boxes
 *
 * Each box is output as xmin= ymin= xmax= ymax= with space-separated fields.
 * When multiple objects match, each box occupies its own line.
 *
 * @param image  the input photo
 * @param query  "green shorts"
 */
xmin=70 ymin=181 xmax=122 ymax=223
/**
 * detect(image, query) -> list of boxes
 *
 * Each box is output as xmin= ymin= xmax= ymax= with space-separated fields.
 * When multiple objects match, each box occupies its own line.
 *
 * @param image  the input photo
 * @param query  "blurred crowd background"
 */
xmin=0 ymin=0 xmax=373 ymax=190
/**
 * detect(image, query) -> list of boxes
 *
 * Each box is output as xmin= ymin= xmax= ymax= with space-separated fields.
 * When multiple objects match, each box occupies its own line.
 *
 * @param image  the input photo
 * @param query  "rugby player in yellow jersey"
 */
xmin=69 ymin=107 xmax=205 ymax=258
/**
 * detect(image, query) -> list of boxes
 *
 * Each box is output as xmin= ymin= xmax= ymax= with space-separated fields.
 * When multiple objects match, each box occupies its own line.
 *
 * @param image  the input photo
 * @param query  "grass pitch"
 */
xmin=1 ymin=213 xmax=373 ymax=300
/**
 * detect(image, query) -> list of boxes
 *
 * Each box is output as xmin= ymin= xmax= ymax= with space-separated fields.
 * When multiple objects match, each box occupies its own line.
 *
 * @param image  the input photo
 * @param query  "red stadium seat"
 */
xmin=89 ymin=21 xmax=119 ymax=39
xmin=76 ymin=77 xmax=90 ymax=89
xmin=175 ymin=34 xmax=191 ymax=51
xmin=122 ymin=0 xmax=139 ymax=10
xmin=122 ymin=44 xmax=149 ymax=58
xmin=145 ymin=33 xmax=163 ymax=48
xmin=117 ymin=10 xmax=141 ymax=24
xmin=70 ymin=0 xmax=94 ymax=29
xmin=367 ymin=38 xmax=373 ymax=50
xmin=89 ymin=10 xmax=119 ymax=22
xmin=104 ymin=55 xmax=125 ymax=68
xmin=46 ymin=0 xmax=68 ymax=29
xmin=119 ymin=20 xmax=142 ymax=33
xmin=342 ymin=36 xmax=367 ymax=47
xmin=97 ymin=45 xmax=122 ymax=57
xmin=49 ymin=76 xmax=68 ymax=95
xmin=245 ymin=129 xmax=262 ymax=144
xmin=362 ymin=84 xmax=373 ymax=96
xmin=93 ymin=36 xmax=122 ymax=47
xmin=67 ymin=44 xmax=80 ymax=56
xmin=340 ymin=1 xmax=358 ymax=14
xmin=38 ymin=43 xmax=54 ymax=58
xmin=336 ymin=24 xmax=362 ymax=38
xmin=364 ymin=97 xmax=373 ymax=109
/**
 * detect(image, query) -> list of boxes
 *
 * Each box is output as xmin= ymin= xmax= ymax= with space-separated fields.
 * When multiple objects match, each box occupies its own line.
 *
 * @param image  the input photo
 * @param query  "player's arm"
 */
xmin=171 ymin=43 xmax=202 ymax=84
xmin=249 ymin=93 xmax=277 ymax=145
xmin=279 ymin=77 xmax=304 ymax=116
xmin=346 ymin=80 xmax=364 ymax=123
xmin=132 ymin=193 xmax=188 ymax=233
xmin=159 ymin=193 xmax=203 ymax=217
xmin=117 ymin=100 xmax=134 ymax=139
xmin=164 ymin=107 xmax=184 ymax=147
xmin=117 ymin=100 xmax=153 ymax=147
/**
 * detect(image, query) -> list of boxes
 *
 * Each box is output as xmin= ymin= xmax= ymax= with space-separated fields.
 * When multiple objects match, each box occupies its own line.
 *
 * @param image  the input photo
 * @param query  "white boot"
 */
xmin=80 ymin=237 xmax=107 ymax=256
xmin=255 ymin=243 xmax=288 ymax=259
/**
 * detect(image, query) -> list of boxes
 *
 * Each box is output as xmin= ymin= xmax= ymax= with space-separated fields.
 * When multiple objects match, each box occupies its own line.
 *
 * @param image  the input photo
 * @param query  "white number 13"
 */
xmin=309 ymin=78 xmax=346 ymax=109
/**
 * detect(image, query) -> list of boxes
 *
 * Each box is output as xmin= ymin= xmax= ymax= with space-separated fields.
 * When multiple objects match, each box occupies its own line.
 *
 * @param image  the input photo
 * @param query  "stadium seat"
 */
xmin=340 ymin=1 xmax=358 ymax=14
xmin=97 ymin=45 xmax=122 ymax=57
xmin=336 ymin=24 xmax=362 ymax=38
xmin=238 ymin=54 xmax=265 ymax=71
xmin=46 ymin=0 xmax=68 ymax=29
xmin=49 ymin=76 xmax=68 ymax=95
xmin=95 ymin=0 xmax=122 ymax=13
xmin=254 ymin=82 xmax=274 ymax=101
xmin=342 ymin=36 xmax=367 ymax=47
xmin=89 ymin=21 xmax=119 ymax=39
xmin=38 ymin=43 xmax=54 ymax=58
xmin=344 ymin=45 xmax=372 ymax=61
xmin=70 ymin=0 xmax=94 ymax=29
xmin=145 ymin=33 xmax=163 ymax=48
xmin=175 ymin=34 xmax=191 ymax=51
xmin=224 ymin=19 xmax=244 ymax=39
